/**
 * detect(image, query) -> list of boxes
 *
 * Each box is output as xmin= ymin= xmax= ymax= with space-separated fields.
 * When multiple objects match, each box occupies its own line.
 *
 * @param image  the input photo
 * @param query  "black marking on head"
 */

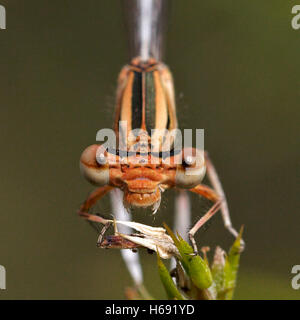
xmin=131 ymin=71 xmax=143 ymax=129
xmin=106 ymin=148 xmax=181 ymax=159
xmin=145 ymin=71 xmax=156 ymax=135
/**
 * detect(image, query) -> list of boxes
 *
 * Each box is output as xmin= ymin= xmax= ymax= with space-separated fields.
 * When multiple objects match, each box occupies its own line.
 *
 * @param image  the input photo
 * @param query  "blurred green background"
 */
xmin=0 ymin=0 xmax=299 ymax=299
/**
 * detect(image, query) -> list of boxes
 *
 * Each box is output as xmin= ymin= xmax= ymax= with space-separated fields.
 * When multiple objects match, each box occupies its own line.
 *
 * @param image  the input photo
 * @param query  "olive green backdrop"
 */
xmin=0 ymin=0 xmax=299 ymax=299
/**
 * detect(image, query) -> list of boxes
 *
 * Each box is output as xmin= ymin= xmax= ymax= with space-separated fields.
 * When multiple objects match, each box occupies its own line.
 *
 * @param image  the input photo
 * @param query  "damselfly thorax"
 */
xmin=114 ymin=57 xmax=178 ymax=152
xmin=80 ymin=57 xmax=206 ymax=213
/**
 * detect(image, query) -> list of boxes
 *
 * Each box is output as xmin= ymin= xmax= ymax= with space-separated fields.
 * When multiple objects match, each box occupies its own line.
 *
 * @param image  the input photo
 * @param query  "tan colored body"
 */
xmin=79 ymin=57 xmax=244 ymax=254
xmin=80 ymin=57 xmax=205 ymax=211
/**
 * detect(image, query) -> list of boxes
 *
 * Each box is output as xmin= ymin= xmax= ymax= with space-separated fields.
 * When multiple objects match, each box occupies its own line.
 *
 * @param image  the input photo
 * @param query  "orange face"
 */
xmin=80 ymin=144 xmax=206 ymax=213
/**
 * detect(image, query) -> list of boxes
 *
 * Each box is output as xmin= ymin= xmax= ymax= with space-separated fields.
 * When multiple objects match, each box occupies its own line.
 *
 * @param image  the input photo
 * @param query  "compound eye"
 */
xmin=96 ymin=146 xmax=108 ymax=165
xmin=175 ymin=148 xmax=206 ymax=189
xmin=80 ymin=144 xmax=109 ymax=186
xmin=182 ymin=154 xmax=196 ymax=167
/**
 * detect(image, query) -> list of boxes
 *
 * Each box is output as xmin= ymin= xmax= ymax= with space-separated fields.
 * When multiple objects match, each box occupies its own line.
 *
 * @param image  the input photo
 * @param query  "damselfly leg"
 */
xmin=188 ymin=152 xmax=245 ymax=254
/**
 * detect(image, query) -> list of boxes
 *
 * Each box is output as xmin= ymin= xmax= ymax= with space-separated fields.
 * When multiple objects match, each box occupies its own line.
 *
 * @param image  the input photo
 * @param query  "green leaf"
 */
xmin=222 ymin=226 xmax=244 ymax=300
xmin=188 ymin=254 xmax=213 ymax=290
xmin=163 ymin=223 xmax=213 ymax=290
xmin=211 ymin=247 xmax=226 ymax=298
xmin=157 ymin=252 xmax=184 ymax=300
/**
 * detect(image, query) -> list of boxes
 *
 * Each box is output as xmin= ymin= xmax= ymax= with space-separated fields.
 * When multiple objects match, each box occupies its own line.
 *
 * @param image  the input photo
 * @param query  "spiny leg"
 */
xmin=78 ymin=185 xmax=114 ymax=214
xmin=204 ymin=152 xmax=245 ymax=250
xmin=78 ymin=185 xmax=114 ymax=236
xmin=188 ymin=184 xmax=222 ymax=255
xmin=96 ymin=222 xmax=112 ymax=246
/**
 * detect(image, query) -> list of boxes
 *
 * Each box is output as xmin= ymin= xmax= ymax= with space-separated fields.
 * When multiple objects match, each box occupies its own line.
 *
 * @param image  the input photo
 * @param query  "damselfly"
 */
xmin=78 ymin=1 xmax=243 ymax=254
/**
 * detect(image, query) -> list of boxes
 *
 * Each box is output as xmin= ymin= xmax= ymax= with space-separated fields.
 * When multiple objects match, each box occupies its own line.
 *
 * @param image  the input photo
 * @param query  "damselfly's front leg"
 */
xmin=188 ymin=153 xmax=245 ymax=255
xmin=78 ymin=185 xmax=113 ymax=223
xmin=187 ymin=185 xmax=221 ymax=255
